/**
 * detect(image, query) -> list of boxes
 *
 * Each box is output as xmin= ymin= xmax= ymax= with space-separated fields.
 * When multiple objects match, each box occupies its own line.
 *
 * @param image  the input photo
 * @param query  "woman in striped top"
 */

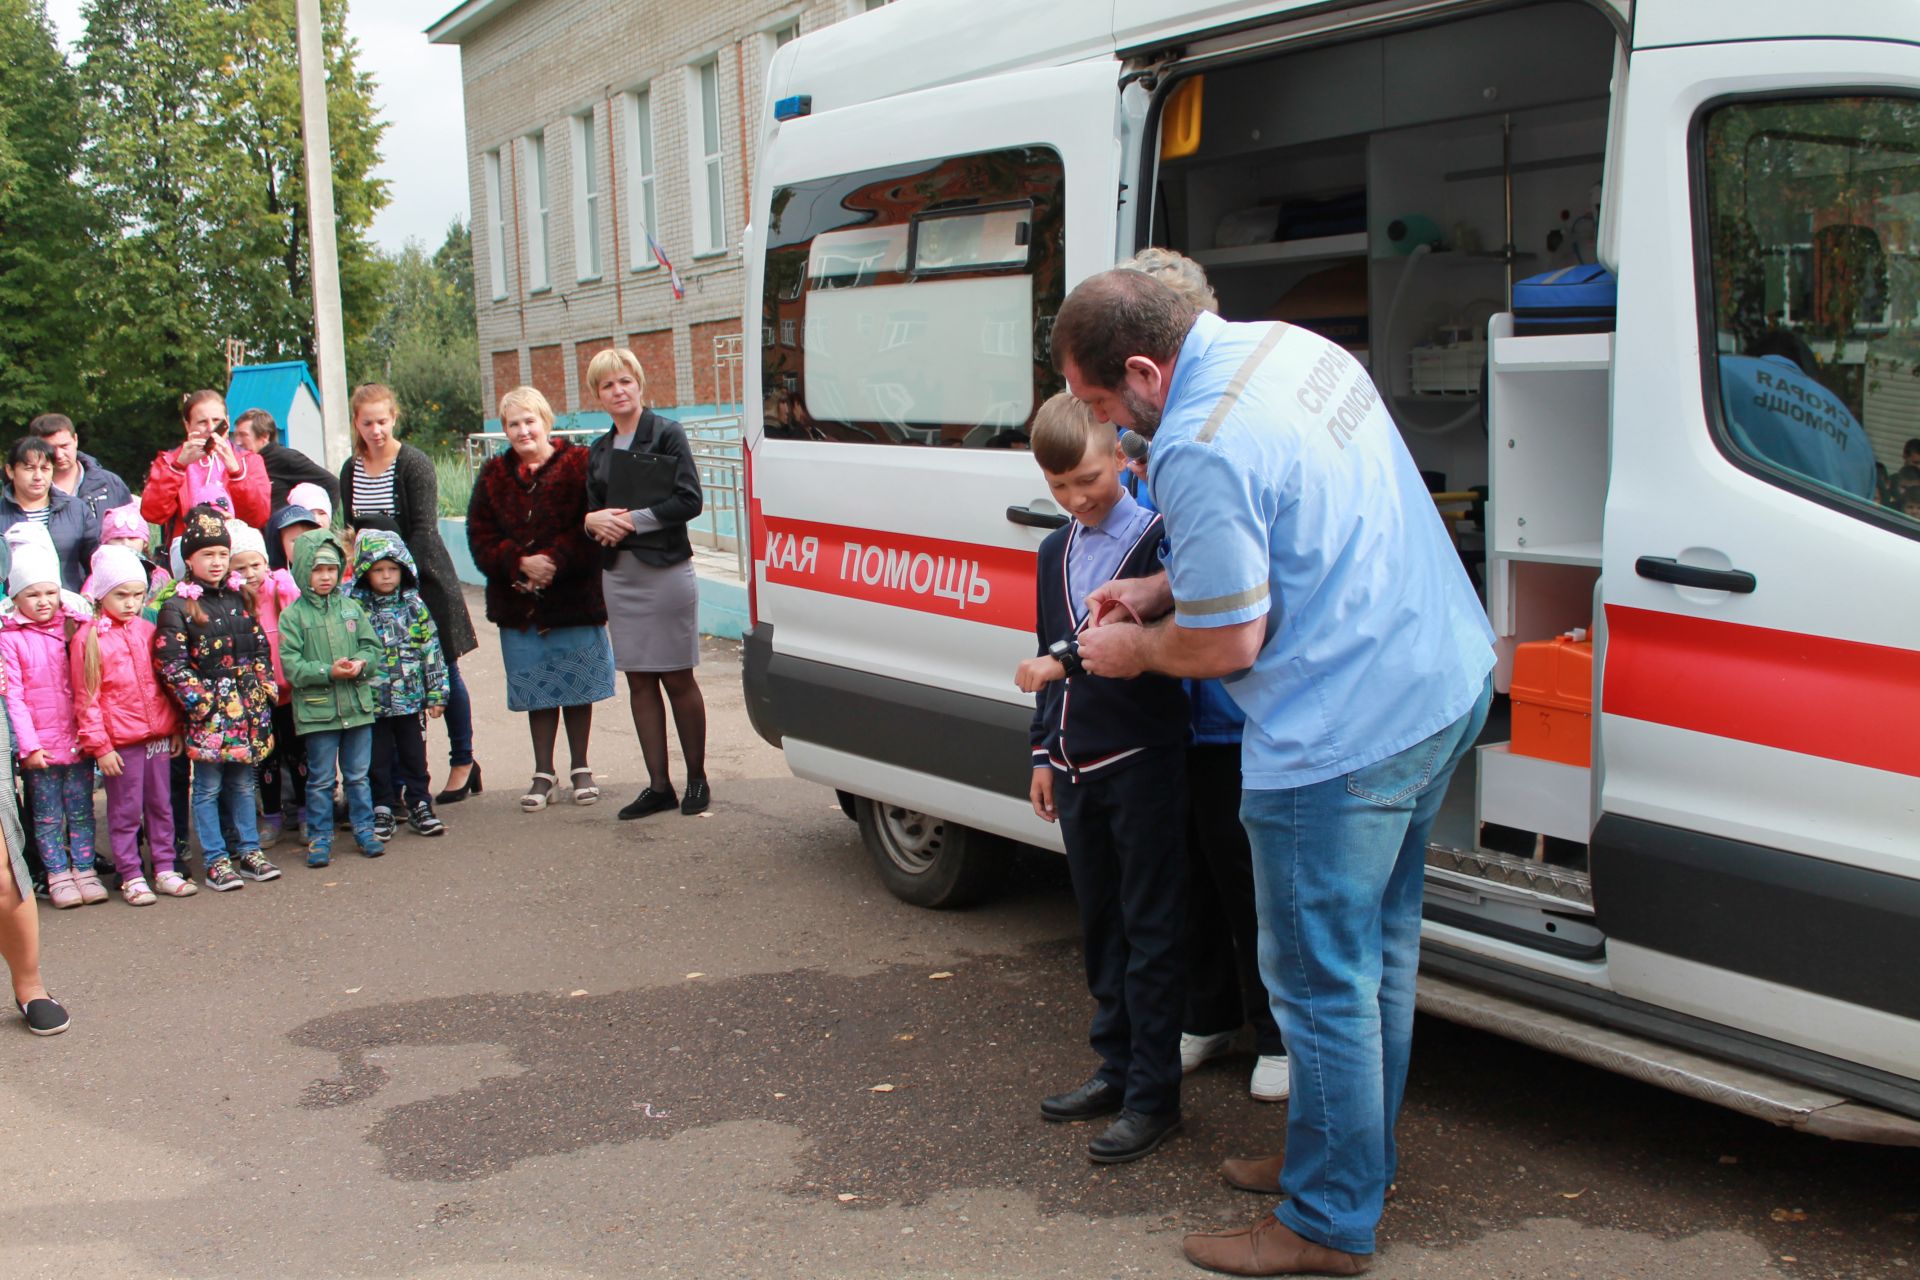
xmin=338 ymin=386 xmax=480 ymax=798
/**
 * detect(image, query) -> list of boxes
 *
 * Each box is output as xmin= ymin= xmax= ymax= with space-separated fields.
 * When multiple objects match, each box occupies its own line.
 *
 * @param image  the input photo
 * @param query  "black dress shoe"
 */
xmin=1088 ymin=1108 xmax=1181 ymax=1163
xmin=1040 ymin=1077 xmax=1122 ymax=1123
xmin=618 ymin=786 xmax=678 ymax=821
xmin=680 ymin=779 xmax=711 ymax=815
xmin=435 ymin=760 xmax=482 ymax=806
xmin=17 ymin=996 xmax=70 ymax=1036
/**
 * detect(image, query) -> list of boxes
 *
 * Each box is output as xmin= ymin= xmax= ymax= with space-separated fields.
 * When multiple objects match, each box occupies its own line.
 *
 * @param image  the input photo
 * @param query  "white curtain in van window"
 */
xmin=802 ymin=277 xmax=1033 ymax=437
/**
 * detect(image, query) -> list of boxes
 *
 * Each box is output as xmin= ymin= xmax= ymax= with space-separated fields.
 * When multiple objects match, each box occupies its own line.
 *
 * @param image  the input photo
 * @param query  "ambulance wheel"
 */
xmin=855 ymin=798 xmax=997 ymax=909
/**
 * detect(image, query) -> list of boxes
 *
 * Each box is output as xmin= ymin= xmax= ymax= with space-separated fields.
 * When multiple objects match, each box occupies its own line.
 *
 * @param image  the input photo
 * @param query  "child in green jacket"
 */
xmin=277 ymin=529 xmax=384 ymax=867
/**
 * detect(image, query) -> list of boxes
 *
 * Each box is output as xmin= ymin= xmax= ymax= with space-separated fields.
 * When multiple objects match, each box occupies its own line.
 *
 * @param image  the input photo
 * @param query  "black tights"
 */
xmin=528 ymin=704 xmax=594 ymax=779
xmin=626 ymin=669 xmax=706 ymax=791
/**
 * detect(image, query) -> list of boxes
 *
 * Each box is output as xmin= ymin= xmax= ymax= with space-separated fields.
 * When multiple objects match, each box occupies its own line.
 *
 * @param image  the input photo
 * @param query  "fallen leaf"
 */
xmin=837 ymin=1193 xmax=857 ymax=1202
xmin=773 ymin=1092 xmax=787 ymax=1099
xmin=323 ymin=881 xmax=339 ymax=888
xmin=1771 ymin=1208 xmax=1808 ymax=1223
xmin=929 ymin=972 xmax=954 ymax=980
xmin=568 ymin=989 xmax=589 ymax=998
xmin=685 ymin=972 xmax=705 ymax=980
xmin=1559 ymin=1189 xmax=1585 ymax=1200
xmin=343 ymin=987 xmax=362 ymax=995
xmin=1781 ymin=1258 xmax=1797 ymax=1264
xmin=870 ymin=1083 xmax=896 ymax=1093
xmin=896 ymin=1033 xmax=916 ymax=1041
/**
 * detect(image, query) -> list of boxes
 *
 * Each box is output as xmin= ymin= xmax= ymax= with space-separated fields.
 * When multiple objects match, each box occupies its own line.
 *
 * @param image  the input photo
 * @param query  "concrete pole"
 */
xmin=295 ymin=0 xmax=352 ymax=470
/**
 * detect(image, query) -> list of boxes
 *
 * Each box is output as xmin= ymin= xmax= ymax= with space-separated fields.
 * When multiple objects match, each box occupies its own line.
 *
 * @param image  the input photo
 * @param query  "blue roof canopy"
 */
xmin=225 ymin=361 xmax=321 ymax=443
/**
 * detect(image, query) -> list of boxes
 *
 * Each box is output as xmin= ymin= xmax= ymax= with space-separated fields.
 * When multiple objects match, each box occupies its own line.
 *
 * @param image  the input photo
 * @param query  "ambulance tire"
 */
xmin=836 ymin=790 xmax=858 ymax=822
xmin=855 ymin=797 xmax=999 ymax=909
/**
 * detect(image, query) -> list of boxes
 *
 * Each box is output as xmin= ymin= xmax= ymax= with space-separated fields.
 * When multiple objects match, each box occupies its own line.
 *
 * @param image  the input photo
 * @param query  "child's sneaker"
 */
xmin=154 ymin=869 xmax=197 ymax=897
xmin=46 ymin=871 xmax=82 ymax=909
xmin=257 ymin=812 xmax=284 ymax=848
xmin=307 ymin=843 xmax=331 ymax=869
xmin=407 ymin=801 xmax=446 ymax=838
xmin=73 ymin=867 xmax=110 ymax=905
xmin=356 ymin=833 xmax=385 ymax=859
xmin=372 ymin=806 xmax=397 ymax=842
xmin=121 ymin=877 xmax=157 ymax=906
xmin=235 ymin=850 xmax=280 ymax=882
xmin=204 ymin=857 xmax=244 ymax=892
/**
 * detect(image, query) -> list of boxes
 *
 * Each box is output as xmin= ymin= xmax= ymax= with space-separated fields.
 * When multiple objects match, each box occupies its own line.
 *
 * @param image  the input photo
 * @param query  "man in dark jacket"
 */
xmin=234 ymin=409 xmax=342 ymax=513
xmin=28 ymin=414 xmax=133 ymax=523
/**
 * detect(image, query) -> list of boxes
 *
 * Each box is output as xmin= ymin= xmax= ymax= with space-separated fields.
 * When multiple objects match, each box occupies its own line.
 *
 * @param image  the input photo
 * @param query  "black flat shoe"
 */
xmin=680 ymin=779 xmax=711 ymax=815
xmin=1041 ymin=1077 xmax=1122 ymax=1123
xmin=618 ymin=786 xmax=678 ymax=821
xmin=1088 ymin=1109 xmax=1180 ymax=1164
xmin=17 ymin=996 xmax=70 ymax=1036
xmin=435 ymin=761 xmax=482 ymax=806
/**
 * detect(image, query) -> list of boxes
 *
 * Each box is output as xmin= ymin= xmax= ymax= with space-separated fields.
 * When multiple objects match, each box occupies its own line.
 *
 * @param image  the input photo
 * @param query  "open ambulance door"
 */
xmin=1595 ymin=20 xmax=1920 ymax=1109
xmin=745 ymin=59 xmax=1140 ymax=901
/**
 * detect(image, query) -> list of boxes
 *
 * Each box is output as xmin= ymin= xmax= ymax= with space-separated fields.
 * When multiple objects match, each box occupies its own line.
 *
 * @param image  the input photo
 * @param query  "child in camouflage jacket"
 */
xmin=348 ymin=528 xmax=450 ymax=839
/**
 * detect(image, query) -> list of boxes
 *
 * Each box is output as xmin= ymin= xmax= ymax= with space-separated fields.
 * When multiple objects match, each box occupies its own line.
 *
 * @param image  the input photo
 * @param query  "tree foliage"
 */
xmin=361 ymin=220 xmax=481 ymax=450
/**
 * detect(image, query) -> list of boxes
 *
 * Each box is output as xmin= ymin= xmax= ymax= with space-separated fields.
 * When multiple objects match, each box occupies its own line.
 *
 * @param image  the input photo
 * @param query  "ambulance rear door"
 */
xmin=746 ymin=57 xmax=1139 ymax=851
xmin=1595 ymin=11 xmax=1920 ymax=1091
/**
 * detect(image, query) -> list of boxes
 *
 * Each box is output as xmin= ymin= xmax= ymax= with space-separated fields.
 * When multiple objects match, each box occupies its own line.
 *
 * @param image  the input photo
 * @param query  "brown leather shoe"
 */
xmin=1182 ymin=1214 xmax=1372 ymax=1276
xmin=1220 ymin=1155 xmax=1398 ymax=1204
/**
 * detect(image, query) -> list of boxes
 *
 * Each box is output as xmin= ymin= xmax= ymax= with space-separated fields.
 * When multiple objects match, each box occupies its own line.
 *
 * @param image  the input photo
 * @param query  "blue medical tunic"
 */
xmin=1717 ymin=354 xmax=1876 ymax=501
xmin=1148 ymin=313 xmax=1495 ymax=790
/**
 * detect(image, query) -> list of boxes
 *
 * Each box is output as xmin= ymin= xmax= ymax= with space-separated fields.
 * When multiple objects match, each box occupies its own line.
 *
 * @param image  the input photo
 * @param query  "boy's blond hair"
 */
xmin=1030 ymin=391 xmax=1114 ymax=475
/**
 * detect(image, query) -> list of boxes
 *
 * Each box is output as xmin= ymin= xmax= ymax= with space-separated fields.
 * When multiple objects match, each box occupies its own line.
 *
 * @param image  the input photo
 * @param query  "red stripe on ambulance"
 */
xmin=1604 ymin=605 xmax=1920 ymax=778
xmin=759 ymin=515 xmax=1036 ymax=633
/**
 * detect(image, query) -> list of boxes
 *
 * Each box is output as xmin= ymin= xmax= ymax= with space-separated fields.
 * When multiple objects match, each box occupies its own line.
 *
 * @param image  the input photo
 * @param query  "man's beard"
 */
xmin=1120 ymin=387 xmax=1162 ymax=436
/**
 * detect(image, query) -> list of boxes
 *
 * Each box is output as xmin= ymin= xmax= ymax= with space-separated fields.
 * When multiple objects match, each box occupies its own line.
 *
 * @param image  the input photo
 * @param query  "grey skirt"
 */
xmin=605 ymin=553 xmax=701 ymax=672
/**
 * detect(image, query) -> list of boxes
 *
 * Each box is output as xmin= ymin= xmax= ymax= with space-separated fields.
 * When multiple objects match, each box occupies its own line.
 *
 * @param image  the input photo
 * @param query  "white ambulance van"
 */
xmin=741 ymin=0 xmax=1920 ymax=1143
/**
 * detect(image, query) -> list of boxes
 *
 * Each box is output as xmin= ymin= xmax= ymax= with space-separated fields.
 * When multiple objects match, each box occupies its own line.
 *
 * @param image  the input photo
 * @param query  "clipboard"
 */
xmin=607 ymin=445 xmax=676 ymax=511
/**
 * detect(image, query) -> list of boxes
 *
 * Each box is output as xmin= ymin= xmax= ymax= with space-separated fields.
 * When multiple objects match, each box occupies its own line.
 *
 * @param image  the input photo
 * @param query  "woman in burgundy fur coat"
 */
xmin=465 ymin=387 xmax=615 ymax=811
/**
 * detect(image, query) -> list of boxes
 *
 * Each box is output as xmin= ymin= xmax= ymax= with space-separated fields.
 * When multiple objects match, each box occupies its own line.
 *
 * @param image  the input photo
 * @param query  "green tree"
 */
xmin=0 ymin=0 xmax=99 ymax=435
xmin=363 ymin=219 xmax=481 ymax=449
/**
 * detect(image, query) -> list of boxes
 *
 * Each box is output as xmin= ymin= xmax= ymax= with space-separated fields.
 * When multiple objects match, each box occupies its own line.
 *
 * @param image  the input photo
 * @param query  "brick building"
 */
xmin=428 ymin=0 xmax=901 ymax=426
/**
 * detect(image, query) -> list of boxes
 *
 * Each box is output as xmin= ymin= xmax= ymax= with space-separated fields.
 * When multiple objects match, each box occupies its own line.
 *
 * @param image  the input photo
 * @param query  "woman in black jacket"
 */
xmin=337 ymin=385 xmax=483 ymax=802
xmin=581 ymin=348 xmax=710 ymax=820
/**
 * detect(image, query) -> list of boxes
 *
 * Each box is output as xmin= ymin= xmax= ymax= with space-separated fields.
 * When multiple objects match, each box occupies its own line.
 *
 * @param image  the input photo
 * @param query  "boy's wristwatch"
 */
xmin=1048 ymin=638 xmax=1085 ymax=679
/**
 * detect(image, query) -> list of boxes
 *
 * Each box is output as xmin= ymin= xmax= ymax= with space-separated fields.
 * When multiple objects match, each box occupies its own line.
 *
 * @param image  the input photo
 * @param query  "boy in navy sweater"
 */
xmin=1016 ymin=392 xmax=1190 ymax=1164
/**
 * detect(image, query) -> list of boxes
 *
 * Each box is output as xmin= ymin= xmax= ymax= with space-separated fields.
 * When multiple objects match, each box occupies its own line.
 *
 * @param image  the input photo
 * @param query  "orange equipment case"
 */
xmin=1509 ymin=632 xmax=1594 ymax=767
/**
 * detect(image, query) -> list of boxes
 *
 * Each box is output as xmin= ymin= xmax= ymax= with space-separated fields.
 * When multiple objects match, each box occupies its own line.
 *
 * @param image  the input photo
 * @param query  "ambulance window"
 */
xmin=760 ymin=147 xmax=1065 ymax=446
xmin=1696 ymin=95 xmax=1920 ymax=531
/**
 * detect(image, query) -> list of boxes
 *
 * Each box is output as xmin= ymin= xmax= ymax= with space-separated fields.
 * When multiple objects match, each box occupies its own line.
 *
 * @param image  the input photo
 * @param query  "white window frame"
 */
xmin=569 ymin=110 xmax=601 ymax=281
xmin=483 ymin=149 xmax=508 ymax=300
xmin=685 ymin=60 xmax=726 ymax=258
xmin=619 ymin=88 xmax=659 ymax=273
xmin=521 ymin=129 xmax=551 ymax=292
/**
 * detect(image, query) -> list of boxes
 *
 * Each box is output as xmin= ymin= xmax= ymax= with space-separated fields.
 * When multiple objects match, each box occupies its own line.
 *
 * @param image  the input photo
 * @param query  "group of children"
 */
xmin=3 ymin=492 xmax=453 ymax=907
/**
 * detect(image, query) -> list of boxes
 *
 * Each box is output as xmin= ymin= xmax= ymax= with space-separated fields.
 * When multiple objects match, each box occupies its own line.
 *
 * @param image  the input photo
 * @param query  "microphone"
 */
xmin=1119 ymin=430 xmax=1149 ymax=465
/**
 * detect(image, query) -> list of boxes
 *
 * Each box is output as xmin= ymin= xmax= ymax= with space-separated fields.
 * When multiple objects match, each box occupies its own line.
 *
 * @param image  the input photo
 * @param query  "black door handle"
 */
xmin=1635 ymin=556 xmax=1756 ymax=594
xmin=1006 ymin=504 xmax=1068 ymax=529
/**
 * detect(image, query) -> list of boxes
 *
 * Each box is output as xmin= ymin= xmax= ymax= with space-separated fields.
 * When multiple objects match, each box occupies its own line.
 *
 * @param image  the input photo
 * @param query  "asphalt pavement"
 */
xmin=1 ymin=601 xmax=1915 ymax=1278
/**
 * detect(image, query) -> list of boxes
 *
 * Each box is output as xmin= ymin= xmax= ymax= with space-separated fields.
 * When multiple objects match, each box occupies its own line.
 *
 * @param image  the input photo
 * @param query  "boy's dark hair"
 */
xmin=27 ymin=413 xmax=74 ymax=440
xmin=1030 ymin=392 xmax=1113 ymax=475
xmin=1050 ymin=269 xmax=1197 ymax=390
xmin=1905 ymin=437 xmax=1920 ymax=456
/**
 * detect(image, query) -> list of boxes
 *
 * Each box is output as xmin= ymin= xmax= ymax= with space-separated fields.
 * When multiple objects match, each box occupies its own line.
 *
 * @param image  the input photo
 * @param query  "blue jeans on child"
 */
xmin=1240 ymin=676 xmax=1491 ymax=1256
xmin=26 ymin=763 xmax=95 ymax=876
xmin=191 ymin=760 xmax=262 ymax=861
xmin=303 ymin=726 xmax=374 ymax=852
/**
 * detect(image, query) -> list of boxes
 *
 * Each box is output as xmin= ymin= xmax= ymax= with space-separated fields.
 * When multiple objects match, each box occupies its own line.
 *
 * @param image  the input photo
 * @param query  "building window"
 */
xmin=570 ymin=110 xmax=601 ymax=281
xmin=483 ymin=149 xmax=508 ymax=300
xmin=687 ymin=60 xmax=725 ymax=257
xmin=776 ymin=22 xmax=799 ymax=44
xmin=620 ymin=89 xmax=659 ymax=273
xmin=521 ymin=129 xmax=551 ymax=292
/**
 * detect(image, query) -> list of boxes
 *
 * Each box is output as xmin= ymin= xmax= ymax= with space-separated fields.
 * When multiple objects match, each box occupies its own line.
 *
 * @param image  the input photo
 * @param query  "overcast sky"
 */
xmin=42 ymin=0 xmax=470 ymax=254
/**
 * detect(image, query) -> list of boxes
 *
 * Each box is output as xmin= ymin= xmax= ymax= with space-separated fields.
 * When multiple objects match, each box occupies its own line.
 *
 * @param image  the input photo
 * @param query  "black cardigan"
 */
xmin=583 ymin=409 xmax=704 ymax=569
xmin=338 ymin=443 xmax=478 ymax=658
xmin=1028 ymin=515 xmax=1188 ymax=783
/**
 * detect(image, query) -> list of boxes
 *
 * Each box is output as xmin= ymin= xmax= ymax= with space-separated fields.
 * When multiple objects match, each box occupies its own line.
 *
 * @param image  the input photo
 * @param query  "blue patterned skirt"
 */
xmin=498 ymin=624 xmax=617 ymax=712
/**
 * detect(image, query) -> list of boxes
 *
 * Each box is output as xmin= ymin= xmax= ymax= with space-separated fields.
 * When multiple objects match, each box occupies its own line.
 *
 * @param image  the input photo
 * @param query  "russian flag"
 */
xmin=648 ymin=233 xmax=685 ymax=300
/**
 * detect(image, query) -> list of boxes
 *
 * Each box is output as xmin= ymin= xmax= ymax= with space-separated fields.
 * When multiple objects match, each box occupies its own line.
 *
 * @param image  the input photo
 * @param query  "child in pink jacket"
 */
xmin=229 ymin=521 xmax=301 ymax=843
xmin=72 ymin=546 xmax=191 ymax=905
xmin=0 ymin=537 xmax=97 ymax=908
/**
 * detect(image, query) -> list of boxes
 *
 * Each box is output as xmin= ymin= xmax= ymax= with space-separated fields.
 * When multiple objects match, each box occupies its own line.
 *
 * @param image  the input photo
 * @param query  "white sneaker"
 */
xmin=1179 ymin=1031 xmax=1234 ymax=1074
xmin=1250 ymin=1054 xmax=1291 ymax=1102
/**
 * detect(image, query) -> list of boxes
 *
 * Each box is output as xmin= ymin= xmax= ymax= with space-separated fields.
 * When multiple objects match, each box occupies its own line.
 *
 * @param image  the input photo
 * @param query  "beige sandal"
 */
xmin=570 ymin=768 xmax=600 ymax=806
xmin=521 ymin=772 xmax=557 ymax=812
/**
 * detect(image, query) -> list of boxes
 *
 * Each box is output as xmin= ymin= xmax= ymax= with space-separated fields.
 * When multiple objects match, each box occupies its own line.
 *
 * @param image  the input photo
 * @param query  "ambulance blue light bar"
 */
xmin=774 ymin=94 xmax=812 ymax=121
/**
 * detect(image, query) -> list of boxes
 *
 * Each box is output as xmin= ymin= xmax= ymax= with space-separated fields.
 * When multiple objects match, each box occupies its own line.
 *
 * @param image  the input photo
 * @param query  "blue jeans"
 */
xmin=191 ymin=760 xmax=262 ymax=862
xmin=445 ymin=659 xmax=473 ymax=768
xmin=303 ymin=726 xmax=374 ymax=851
xmin=1242 ymin=676 xmax=1491 ymax=1255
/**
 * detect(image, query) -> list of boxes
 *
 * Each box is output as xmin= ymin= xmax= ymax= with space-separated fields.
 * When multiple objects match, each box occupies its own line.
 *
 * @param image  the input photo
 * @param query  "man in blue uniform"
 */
xmin=1059 ymin=270 xmax=1494 ymax=1276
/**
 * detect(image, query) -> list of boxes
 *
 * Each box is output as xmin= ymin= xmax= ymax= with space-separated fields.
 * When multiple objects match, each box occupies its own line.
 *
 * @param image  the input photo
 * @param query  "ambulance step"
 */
xmin=1426 ymin=842 xmax=1593 ymax=909
xmin=1417 ymin=973 xmax=1920 ymax=1147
